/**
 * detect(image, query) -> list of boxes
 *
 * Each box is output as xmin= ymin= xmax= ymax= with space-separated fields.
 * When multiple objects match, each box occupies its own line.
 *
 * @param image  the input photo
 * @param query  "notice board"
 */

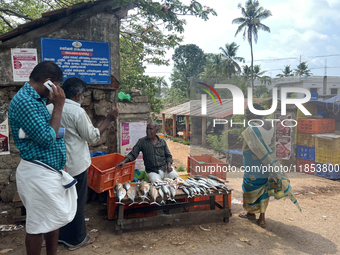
xmin=40 ymin=37 xmax=110 ymax=84
xmin=120 ymin=121 xmax=147 ymax=171
xmin=11 ymin=48 xmax=38 ymax=82
xmin=0 ymin=119 xmax=10 ymax=155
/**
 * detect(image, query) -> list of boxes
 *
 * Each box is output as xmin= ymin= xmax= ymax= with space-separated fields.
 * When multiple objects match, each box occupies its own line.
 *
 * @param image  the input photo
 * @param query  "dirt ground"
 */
xmin=1 ymin=140 xmax=340 ymax=255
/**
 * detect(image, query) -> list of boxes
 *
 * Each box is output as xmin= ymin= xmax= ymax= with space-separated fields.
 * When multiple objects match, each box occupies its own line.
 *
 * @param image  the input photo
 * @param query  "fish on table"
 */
xmin=139 ymin=182 xmax=150 ymax=204
xmin=115 ymin=187 xmax=126 ymax=205
xmin=127 ymin=187 xmax=138 ymax=206
xmin=158 ymin=187 xmax=166 ymax=205
xmin=149 ymin=186 xmax=160 ymax=206
xmin=123 ymin=182 xmax=131 ymax=191
xmin=114 ymin=180 xmax=123 ymax=191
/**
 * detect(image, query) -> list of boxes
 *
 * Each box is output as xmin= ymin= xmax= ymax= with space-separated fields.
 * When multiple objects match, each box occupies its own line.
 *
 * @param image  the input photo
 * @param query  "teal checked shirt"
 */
xmin=9 ymin=83 xmax=66 ymax=170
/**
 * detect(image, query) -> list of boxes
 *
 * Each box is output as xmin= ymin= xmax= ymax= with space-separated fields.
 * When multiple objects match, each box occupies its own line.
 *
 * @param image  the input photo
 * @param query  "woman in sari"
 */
xmin=238 ymin=103 xmax=301 ymax=228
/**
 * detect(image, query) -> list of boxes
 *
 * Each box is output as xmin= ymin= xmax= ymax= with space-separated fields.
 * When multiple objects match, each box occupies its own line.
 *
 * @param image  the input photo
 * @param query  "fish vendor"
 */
xmin=115 ymin=122 xmax=178 ymax=182
xmin=8 ymin=61 xmax=77 ymax=255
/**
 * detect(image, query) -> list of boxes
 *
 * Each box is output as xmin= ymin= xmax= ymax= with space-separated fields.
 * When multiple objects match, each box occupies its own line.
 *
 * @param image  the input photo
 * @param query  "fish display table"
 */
xmin=113 ymin=185 xmax=233 ymax=235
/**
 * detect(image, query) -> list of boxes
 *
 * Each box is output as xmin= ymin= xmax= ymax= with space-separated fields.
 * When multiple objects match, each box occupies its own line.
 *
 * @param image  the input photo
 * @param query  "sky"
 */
xmin=144 ymin=0 xmax=340 ymax=84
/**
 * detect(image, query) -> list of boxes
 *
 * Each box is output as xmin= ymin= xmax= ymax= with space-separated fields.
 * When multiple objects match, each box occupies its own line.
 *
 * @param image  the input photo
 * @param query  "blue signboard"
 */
xmin=41 ymin=37 xmax=110 ymax=84
xmin=311 ymin=92 xmax=318 ymax=100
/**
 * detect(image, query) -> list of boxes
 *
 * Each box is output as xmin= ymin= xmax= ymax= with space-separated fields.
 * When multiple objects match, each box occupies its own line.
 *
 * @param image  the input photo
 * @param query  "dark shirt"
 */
xmin=126 ymin=136 xmax=173 ymax=173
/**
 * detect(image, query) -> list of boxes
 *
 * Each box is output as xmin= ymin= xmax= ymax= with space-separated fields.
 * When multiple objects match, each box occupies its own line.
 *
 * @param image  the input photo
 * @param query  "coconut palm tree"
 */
xmin=232 ymin=0 xmax=272 ymax=89
xmin=260 ymin=75 xmax=271 ymax=86
xmin=241 ymin=64 xmax=252 ymax=82
xmin=276 ymin=65 xmax=294 ymax=77
xmin=295 ymin=62 xmax=312 ymax=76
xmin=200 ymin=54 xmax=223 ymax=78
xmin=253 ymin=64 xmax=266 ymax=80
xmin=219 ymin=42 xmax=245 ymax=79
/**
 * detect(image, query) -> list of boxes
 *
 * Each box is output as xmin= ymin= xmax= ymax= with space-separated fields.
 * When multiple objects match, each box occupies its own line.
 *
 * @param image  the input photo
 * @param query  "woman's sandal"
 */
xmin=238 ymin=211 xmax=256 ymax=220
xmin=256 ymin=219 xmax=267 ymax=228
xmin=68 ymin=235 xmax=95 ymax=251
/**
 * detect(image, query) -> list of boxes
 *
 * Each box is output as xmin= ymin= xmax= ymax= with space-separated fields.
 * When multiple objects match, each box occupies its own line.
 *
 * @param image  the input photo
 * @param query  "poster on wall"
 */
xmin=120 ymin=121 xmax=147 ymax=170
xmin=11 ymin=48 xmax=38 ymax=82
xmin=275 ymin=113 xmax=292 ymax=160
xmin=0 ymin=119 xmax=10 ymax=155
xmin=40 ymin=37 xmax=110 ymax=84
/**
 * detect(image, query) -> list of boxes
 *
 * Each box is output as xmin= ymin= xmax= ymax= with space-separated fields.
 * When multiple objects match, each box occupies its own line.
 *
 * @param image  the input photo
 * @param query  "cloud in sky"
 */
xmin=145 ymin=0 xmax=340 ymax=83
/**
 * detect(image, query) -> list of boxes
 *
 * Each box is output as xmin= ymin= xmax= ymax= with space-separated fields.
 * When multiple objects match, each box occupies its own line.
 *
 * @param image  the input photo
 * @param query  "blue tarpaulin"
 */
xmin=224 ymin=149 xmax=243 ymax=155
xmin=308 ymin=94 xmax=340 ymax=114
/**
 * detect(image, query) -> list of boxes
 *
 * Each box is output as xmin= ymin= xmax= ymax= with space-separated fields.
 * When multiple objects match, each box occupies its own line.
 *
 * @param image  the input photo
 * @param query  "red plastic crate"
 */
xmin=107 ymin=189 xmax=158 ymax=220
xmin=87 ymin=153 xmax=135 ymax=193
xmin=186 ymin=194 xmax=231 ymax=212
xmin=297 ymin=119 xmax=335 ymax=134
xmin=296 ymin=158 xmax=315 ymax=175
xmin=188 ymin=155 xmax=227 ymax=179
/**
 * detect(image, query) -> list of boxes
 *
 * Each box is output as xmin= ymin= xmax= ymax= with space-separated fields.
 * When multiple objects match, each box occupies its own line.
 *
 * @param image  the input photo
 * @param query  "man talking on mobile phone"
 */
xmin=9 ymin=61 xmax=77 ymax=255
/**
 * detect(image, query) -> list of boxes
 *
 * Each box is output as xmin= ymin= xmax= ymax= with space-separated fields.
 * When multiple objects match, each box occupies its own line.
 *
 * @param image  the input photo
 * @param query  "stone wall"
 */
xmin=0 ymin=1 xmax=131 ymax=203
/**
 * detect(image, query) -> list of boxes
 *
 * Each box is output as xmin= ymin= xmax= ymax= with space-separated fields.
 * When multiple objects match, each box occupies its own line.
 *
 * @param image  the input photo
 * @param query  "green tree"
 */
xmin=206 ymin=131 xmax=228 ymax=156
xmin=219 ymin=42 xmax=245 ymax=79
xmin=120 ymin=37 xmax=163 ymax=113
xmin=163 ymin=87 xmax=189 ymax=109
xmin=253 ymin=85 xmax=269 ymax=97
xmin=241 ymin=64 xmax=252 ymax=82
xmin=260 ymin=75 xmax=271 ymax=85
xmin=253 ymin=64 xmax=266 ymax=79
xmin=232 ymin=0 xmax=272 ymax=89
xmin=170 ymin=44 xmax=206 ymax=97
xmin=200 ymin=53 xmax=223 ymax=78
xmin=276 ymin=65 xmax=294 ymax=77
xmin=295 ymin=62 xmax=312 ymax=76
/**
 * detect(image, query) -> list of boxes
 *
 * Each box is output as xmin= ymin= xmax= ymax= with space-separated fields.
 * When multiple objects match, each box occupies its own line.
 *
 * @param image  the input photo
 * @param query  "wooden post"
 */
xmin=162 ymin=113 xmax=166 ymax=134
xmin=173 ymin=114 xmax=177 ymax=137
xmin=202 ymin=117 xmax=207 ymax=146
xmin=202 ymin=116 xmax=207 ymax=146
xmin=185 ymin=115 xmax=189 ymax=139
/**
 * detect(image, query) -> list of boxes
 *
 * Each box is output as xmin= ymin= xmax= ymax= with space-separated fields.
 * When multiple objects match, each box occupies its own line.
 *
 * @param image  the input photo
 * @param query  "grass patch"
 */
xmin=166 ymin=136 xmax=190 ymax=146
xmin=176 ymin=165 xmax=186 ymax=172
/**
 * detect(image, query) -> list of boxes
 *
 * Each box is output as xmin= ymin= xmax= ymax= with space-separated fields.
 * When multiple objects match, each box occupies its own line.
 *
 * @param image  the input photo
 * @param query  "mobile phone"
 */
xmin=43 ymin=80 xmax=56 ymax=93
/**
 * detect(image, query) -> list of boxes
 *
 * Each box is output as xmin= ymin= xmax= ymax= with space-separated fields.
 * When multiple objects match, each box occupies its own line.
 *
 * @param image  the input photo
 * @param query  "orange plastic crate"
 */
xmin=188 ymin=155 xmax=227 ymax=179
xmin=107 ymin=189 xmax=158 ymax=220
xmin=87 ymin=153 xmax=135 ymax=193
xmin=297 ymin=119 xmax=335 ymax=134
xmin=186 ymin=194 xmax=231 ymax=212
xmin=296 ymin=158 xmax=315 ymax=175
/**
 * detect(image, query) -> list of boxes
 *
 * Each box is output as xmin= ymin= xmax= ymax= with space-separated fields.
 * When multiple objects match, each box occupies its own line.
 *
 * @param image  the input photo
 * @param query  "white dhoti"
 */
xmin=16 ymin=159 xmax=78 ymax=234
xmin=147 ymin=167 xmax=179 ymax=183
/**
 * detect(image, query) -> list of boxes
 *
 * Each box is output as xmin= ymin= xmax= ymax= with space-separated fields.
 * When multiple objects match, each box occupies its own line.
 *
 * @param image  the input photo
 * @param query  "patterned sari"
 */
xmin=242 ymin=124 xmax=301 ymax=214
